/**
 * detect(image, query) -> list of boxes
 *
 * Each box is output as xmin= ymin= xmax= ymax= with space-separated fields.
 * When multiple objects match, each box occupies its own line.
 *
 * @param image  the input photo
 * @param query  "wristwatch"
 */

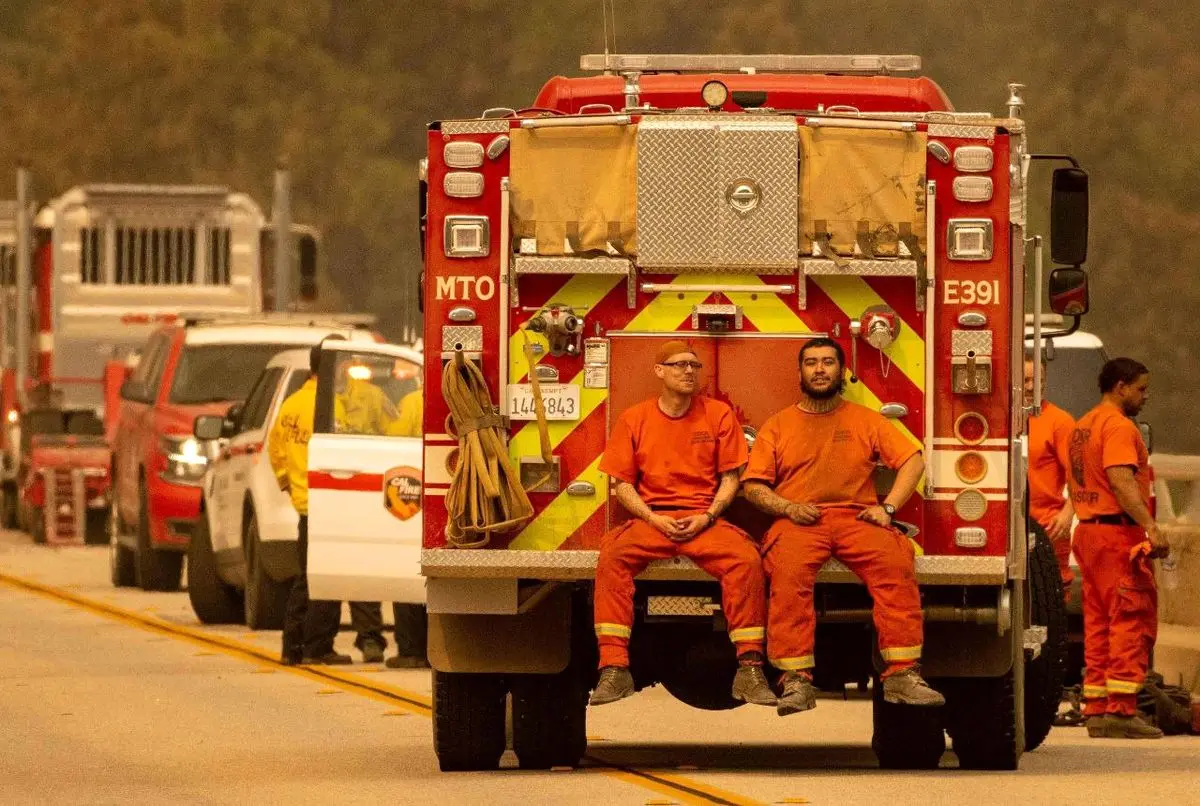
xmin=881 ymin=503 xmax=896 ymax=517
xmin=704 ymin=512 xmax=717 ymax=527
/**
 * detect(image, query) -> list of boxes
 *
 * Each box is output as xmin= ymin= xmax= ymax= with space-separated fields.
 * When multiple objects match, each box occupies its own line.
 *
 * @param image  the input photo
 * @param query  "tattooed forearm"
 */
xmin=707 ymin=469 xmax=740 ymax=518
xmin=614 ymin=481 xmax=654 ymax=522
xmin=743 ymin=481 xmax=793 ymax=517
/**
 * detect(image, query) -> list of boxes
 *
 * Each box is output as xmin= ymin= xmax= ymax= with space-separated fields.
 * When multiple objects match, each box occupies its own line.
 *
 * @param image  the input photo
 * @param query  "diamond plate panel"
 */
xmin=951 ymin=329 xmax=993 ymax=356
xmin=801 ymin=258 xmax=918 ymax=277
xmin=421 ymin=549 xmax=1007 ymax=584
xmin=442 ymin=325 xmax=483 ymax=352
xmin=646 ymin=596 xmax=717 ymax=617
xmin=637 ymin=116 xmax=797 ymax=271
xmin=512 ymin=256 xmax=632 ymax=275
xmin=442 ymin=120 xmax=511 ymax=135
xmin=926 ymin=124 xmax=996 ymax=140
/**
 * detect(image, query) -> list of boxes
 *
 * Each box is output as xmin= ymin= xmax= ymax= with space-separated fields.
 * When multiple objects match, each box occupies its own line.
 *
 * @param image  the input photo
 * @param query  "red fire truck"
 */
xmin=312 ymin=53 xmax=1091 ymax=771
xmin=0 ymin=182 xmax=319 ymax=544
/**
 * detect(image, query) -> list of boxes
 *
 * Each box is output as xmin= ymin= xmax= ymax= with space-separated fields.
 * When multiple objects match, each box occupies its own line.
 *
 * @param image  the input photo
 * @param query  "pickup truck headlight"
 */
xmin=160 ymin=435 xmax=208 ymax=485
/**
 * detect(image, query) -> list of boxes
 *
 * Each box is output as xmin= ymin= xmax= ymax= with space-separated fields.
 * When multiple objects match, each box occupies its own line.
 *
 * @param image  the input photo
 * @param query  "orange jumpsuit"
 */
xmin=1068 ymin=402 xmax=1156 ymax=717
xmin=594 ymin=396 xmax=765 ymax=669
xmin=1028 ymin=400 xmax=1077 ymax=597
xmin=743 ymin=401 xmax=923 ymax=678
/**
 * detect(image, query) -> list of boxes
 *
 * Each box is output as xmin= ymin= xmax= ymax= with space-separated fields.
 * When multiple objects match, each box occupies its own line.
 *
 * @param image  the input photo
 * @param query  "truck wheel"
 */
xmin=942 ymin=672 xmax=1021 ymax=770
xmin=432 ymin=670 xmax=507 ymax=772
xmin=187 ymin=514 xmax=243 ymax=624
xmin=135 ymin=483 xmax=183 ymax=591
xmin=30 ymin=505 xmax=46 ymax=544
xmin=109 ymin=503 xmax=136 ymax=587
xmin=243 ymin=516 xmax=288 ymax=630
xmin=871 ymin=677 xmax=945 ymax=769
xmin=0 ymin=483 xmax=17 ymax=529
xmin=1025 ymin=523 xmax=1068 ymax=752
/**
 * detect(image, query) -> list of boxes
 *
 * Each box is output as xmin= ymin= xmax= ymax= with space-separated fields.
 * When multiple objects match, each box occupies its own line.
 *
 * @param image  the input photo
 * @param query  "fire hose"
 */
xmin=441 ymin=333 xmax=552 ymax=548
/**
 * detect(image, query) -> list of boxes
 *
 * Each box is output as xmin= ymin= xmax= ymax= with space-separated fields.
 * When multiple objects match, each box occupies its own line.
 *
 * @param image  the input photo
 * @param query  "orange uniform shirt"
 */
xmin=1068 ymin=402 xmax=1150 ymax=520
xmin=743 ymin=400 xmax=919 ymax=507
xmin=1028 ymin=401 xmax=1075 ymax=528
xmin=600 ymin=396 xmax=747 ymax=511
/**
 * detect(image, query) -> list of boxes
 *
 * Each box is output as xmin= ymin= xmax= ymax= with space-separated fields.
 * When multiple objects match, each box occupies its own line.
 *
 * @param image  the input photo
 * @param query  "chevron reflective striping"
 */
xmin=509 ymin=273 xmax=624 ymax=383
xmin=508 ymin=373 xmax=606 ymax=457
xmin=810 ymin=275 xmax=925 ymax=392
xmin=508 ymin=455 xmax=607 ymax=550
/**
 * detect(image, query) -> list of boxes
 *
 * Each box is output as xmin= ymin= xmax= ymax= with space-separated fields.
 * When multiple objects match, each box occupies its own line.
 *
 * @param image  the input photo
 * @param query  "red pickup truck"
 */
xmin=108 ymin=314 xmax=379 ymax=590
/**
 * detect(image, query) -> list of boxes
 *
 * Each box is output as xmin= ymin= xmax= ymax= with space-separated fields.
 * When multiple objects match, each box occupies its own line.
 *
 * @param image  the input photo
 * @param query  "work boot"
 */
xmin=359 ymin=640 xmax=385 ymax=664
xmin=589 ymin=666 xmax=634 ymax=706
xmin=302 ymin=651 xmax=353 ymax=666
xmin=731 ymin=665 xmax=777 ymax=706
xmin=385 ymin=654 xmax=430 ymax=669
xmin=882 ymin=666 xmax=945 ymax=706
xmin=1100 ymin=714 xmax=1164 ymax=739
xmin=1086 ymin=715 xmax=1108 ymax=738
xmin=776 ymin=672 xmax=817 ymax=716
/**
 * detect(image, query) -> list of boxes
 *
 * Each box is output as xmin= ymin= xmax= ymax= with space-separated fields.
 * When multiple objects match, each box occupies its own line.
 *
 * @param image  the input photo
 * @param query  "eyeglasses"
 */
xmin=660 ymin=360 xmax=703 ymax=371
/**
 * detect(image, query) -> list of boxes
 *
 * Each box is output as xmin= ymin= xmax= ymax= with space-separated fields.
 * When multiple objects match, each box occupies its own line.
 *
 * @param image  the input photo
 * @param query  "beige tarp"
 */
xmin=798 ymin=127 xmax=927 ymax=257
xmin=510 ymin=125 xmax=637 ymax=256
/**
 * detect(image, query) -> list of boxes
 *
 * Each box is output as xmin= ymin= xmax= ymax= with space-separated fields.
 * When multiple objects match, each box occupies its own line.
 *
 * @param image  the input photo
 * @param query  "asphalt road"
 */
xmin=1 ymin=529 xmax=1196 ymax=805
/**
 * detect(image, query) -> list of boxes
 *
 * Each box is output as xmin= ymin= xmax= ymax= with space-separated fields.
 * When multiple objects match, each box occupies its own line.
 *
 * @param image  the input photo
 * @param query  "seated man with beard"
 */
xmin=742 ymin=338 xmax=943 ymax=715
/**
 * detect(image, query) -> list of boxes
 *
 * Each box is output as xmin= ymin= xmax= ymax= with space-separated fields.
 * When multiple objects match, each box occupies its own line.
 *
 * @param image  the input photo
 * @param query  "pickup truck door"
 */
xmin=209 ymin=367 xmax=284 ymax=553
xmin=306 ymin=344 xmax=424 ymax=603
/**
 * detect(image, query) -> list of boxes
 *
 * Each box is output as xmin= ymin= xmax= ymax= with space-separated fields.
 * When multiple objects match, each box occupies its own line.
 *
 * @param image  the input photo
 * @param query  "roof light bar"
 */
xmin=579 ymin=54 xmax=922 ymax=75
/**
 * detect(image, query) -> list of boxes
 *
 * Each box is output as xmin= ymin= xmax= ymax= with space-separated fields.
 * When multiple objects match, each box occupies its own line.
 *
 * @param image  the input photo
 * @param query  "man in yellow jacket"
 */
xmin=271 ymin=337 xmax=352 ymax=666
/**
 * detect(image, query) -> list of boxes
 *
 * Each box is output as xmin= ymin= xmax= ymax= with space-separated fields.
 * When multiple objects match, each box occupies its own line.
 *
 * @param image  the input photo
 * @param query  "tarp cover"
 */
xmin=510 ymin=125 xmax=637 ymax=256
xmin=799 ymin=127 xmax=928 ymax=256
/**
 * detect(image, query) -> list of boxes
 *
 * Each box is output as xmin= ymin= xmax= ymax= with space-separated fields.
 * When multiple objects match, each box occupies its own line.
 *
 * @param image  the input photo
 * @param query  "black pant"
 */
xmin=281 ymin=516 xmax=340 ymax=660
xmin=348 ymin=601 xmax=427 ymax=656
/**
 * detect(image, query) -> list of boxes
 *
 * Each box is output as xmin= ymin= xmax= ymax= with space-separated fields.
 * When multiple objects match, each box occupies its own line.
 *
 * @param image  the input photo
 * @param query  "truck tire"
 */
xmin=0 ymin=483 xmax=17 ymax=529
xmin=510 ymin=669 xmax=589 ymax=769
xmin=135 ymin=483 xmax=183 ymax=591
xmin=942 ymin=672 xmax=1021 ymax=770
xmin=1025 ymin=523 xmax=1068 ymax=752
xmin=84 ymin=509 xmax=109 ymax=545
xmin=243 ymin=515 xmax=289 ymax=630
xmin=871 ymin=677 xmax=945 ymax=769
xmin=187 ymin=515 xmax=243 ymax=625
xmin=109 ymin=503 xmax=136 ymax=587
xmin=432 ymin=670 xmax=507 ymax=772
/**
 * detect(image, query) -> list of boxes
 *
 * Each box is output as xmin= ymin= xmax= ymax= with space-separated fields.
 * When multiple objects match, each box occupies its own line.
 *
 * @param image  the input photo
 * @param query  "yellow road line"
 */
xmin=0 ymin=570 xmax=764 ymax=806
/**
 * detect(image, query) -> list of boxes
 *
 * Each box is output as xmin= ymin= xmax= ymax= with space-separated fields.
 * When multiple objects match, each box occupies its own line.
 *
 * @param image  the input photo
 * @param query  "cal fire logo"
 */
xmin=383 ymin=466 xmax=422 ymax=521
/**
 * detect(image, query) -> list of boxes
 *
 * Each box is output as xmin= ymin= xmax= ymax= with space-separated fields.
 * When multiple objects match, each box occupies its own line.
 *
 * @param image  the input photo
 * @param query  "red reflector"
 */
xmin=954 ymin=412 xmax=989 ymax=445
xmin=121 ymin=314 xmax=151 ymax=324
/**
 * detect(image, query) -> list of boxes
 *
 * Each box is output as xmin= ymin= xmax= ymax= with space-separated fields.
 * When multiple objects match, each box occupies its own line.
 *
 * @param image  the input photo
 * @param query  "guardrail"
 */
xmin=1152 ymin=454 xmax=1200 ymax=628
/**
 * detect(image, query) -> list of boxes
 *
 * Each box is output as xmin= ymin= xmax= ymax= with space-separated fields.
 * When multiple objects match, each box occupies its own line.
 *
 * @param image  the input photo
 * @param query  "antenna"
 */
xmin=600 ymin=0 xmax=618 ymax=63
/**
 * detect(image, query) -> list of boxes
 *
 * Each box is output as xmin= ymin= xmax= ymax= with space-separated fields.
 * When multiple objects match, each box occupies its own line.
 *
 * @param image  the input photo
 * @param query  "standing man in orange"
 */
xmin=589 ymin=340 xmax=776 ymax=707
xmin=743 ymin=338 xmax=943 ymax=715
xmin=1025 ymin=353 xmax=1077 ymax=599
xmin=1068 ymin=357 xmax=1166 ymax=739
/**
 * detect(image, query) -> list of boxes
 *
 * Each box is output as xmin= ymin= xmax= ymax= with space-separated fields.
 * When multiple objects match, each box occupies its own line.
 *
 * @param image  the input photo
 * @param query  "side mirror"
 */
xmin=1050 ymin=167 xmax=1089 ymax=266
xmin=1048 ymin=267 xmax=1089 ymax=316
xmin=1137 ymin=421 xmax=1153 ymax=455
xmin=119 ymin=380 xmax=146 ymax=402
xmin=193 ymin=415 xmax=225 ymax=441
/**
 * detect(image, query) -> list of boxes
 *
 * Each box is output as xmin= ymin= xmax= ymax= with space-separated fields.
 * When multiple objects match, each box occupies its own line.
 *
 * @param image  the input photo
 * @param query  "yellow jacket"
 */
xmin=395 ymin=389 xmax=423 ymax=437
xmin=335 ymin=379 xmax=401 ymax=436
xmin=269 ymin=377 xmax=316 ymax=515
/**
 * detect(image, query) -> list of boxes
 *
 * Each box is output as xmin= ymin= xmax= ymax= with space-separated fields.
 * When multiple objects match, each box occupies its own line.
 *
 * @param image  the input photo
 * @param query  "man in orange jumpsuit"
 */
xmin=1068 ymin=357 xmax=1166 ymax=739
xmin=743 ymin=338 xmax=943 ymax=715
xmin=1025 ymin=354 xmax=1076 ymax=599
xmin=589 ymin=340 xmax=776 ymax=707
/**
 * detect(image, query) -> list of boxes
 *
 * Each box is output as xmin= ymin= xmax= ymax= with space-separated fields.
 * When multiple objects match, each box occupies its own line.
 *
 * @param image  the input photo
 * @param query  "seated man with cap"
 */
xmin=589 ymin=340 xmax=775 ymax=707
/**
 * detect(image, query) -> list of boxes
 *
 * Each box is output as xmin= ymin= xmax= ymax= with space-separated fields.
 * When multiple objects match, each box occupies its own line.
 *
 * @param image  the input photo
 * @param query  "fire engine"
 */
xmin=0 ymin=182 xmax=319 ymax=544
xmin=313 ymin=53 xmax=1093 ymax=771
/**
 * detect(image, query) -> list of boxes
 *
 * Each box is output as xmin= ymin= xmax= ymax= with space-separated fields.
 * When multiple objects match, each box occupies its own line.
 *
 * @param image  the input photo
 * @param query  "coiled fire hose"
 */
xmin=441 ymin=333 xmax=552 ymax=548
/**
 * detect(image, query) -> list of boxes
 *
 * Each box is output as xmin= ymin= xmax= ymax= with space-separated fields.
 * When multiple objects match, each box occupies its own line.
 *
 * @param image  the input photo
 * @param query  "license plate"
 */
xmin=507 ymin=383 xmax=580 ymax=421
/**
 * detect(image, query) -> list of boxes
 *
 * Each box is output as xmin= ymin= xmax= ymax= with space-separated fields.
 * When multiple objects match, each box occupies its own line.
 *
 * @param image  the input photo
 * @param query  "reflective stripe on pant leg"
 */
xmin=761 ymin=519 xmax=831 ymax=673
xmin=829 ymin=512 xmax=923 ymax=670
xmin=1106 ymin=530 xmax=1157 ymax=716
xmin=594 ymin=520 xmax=675 ymax=668
xmin=682 ymin=519 xmax=767 ymax=656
